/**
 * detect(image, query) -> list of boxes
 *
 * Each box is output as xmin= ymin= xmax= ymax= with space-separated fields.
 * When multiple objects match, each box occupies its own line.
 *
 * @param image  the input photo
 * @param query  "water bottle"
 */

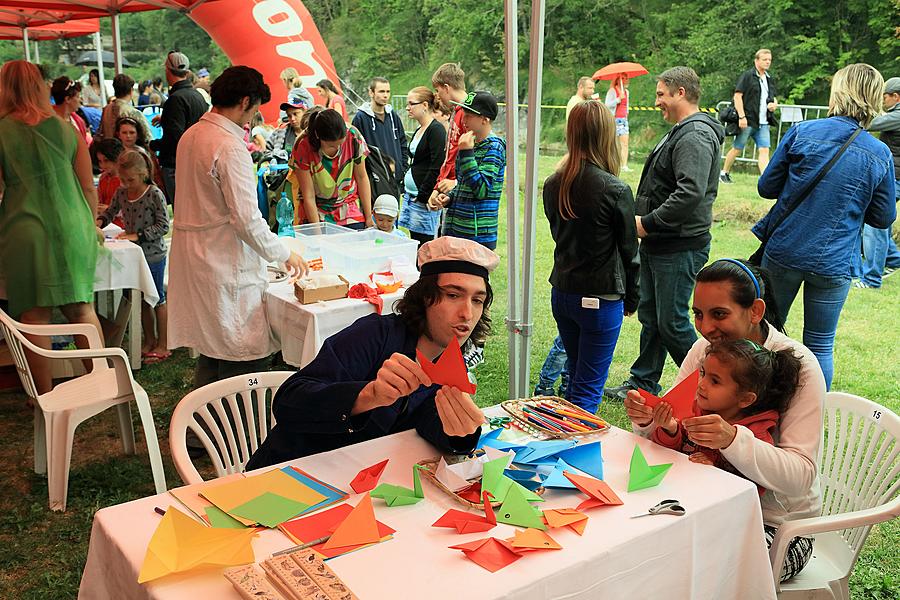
xmin=276 ymin=192 xmax=295 ymax=237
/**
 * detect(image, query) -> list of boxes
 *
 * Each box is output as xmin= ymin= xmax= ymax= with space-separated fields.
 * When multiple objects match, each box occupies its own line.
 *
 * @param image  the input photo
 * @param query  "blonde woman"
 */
xmin=0 ymin=60 xmax=104 ymax=395
xmin=397 ymin=86 xmax=447 ymax=246
xmin=541 ymin=100 xmax=639 ymax=412
xmin=754 ymin=63 xmax=896 ymax=388
xmin=279 ymin=67 xmax=314 ymax=121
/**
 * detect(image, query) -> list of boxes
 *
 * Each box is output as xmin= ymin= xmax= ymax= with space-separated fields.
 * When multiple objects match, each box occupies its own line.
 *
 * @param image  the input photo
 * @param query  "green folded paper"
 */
xmin=628 ymin=445 xmax=673 ymax=492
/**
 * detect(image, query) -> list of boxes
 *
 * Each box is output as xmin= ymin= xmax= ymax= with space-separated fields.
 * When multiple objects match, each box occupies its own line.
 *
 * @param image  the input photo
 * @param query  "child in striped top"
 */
xmin=437 ymin=91 xmax=506 ymax=250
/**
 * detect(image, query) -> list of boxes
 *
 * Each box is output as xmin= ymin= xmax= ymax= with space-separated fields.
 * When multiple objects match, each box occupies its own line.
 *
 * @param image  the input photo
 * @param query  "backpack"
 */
xmin=365 ymin=145 xmax=401 ymax=199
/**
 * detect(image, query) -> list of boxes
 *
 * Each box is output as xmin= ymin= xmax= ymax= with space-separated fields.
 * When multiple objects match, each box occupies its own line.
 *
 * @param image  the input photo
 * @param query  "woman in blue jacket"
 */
xmin=754 ymin=63 xmax=896 ymax=389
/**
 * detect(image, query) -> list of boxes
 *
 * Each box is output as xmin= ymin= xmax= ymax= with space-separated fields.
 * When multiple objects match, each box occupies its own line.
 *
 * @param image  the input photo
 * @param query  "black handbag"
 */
xmin=748 ymin=126 xmax=862 ymax=266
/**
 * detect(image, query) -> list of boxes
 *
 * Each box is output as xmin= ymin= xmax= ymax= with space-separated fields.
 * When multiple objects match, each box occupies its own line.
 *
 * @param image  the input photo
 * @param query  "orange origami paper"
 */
xmin=543 ymin=508 xmax=589 ymax=535
xmin=417 ymin=337 xmax=476 ymax=394
xmin=350 ymin=459 xmax=389 ymax=494
xmin=449 ymin=537 xmax=522 ymax=573
xmin=509 ymin=528 xmax=562 ymax=551
xmin=637 ymin=369 xmax=700 ymax=422
xmin=432 ymin=491 xmax=497 ymax=534
xmin=321 ymin=495 xmax=381 ymax=551
xmin=563 ymin=471 xmax=624 ymax=511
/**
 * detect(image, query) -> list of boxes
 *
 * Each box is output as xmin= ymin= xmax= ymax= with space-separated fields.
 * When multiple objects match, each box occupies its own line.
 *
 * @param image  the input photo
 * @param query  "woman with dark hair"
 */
xmin=82 ymin=68 xmax=103 ymax=108
xmin=541 ymin=100 xmax=639 ymax=413
xmin=316 ymin=78 xmax=348 ymax=121
xmin=289 ymin=108 xmax=372 ymax=228
xmin=754 ymin=63 xmax=895 ymax=389
xmin=0 ymin=61 xmax=104 ymax=396
xmin=50 ymin=76 xmax=90 ymax=145
xmin=625 ymin=258 xmax=825 ymax=582
xmin=397 ymin=86 xmax=446 ymax=247
xmin=246 ymin=237 xmax=497 ymax=468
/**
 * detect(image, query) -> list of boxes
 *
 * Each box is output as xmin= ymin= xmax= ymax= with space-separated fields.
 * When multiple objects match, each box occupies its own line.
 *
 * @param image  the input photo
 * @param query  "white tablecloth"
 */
xmin=78 ymin=417 xmax=776 ymax=600
xmin=266 ymin=281 xmax=405 ymax=368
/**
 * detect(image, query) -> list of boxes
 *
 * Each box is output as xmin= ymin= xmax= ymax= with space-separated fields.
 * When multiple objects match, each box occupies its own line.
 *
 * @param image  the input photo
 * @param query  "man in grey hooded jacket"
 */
xmin=352 ymin=76 xmax=409 ymax=187
xmin=606 ymin=66 xmax=725 ymax=401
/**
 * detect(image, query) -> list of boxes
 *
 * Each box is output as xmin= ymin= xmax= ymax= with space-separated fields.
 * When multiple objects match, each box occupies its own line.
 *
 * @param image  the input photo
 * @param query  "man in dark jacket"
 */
xmin=352 ymin=76 xmax=409 ymax=188
xmin=149 ymin=51 xmax=208 ymax=203
xmin=720 ymin=49 xmax=778 ymax=183
xmin=605 ymin=66 xmax=724 ymax=401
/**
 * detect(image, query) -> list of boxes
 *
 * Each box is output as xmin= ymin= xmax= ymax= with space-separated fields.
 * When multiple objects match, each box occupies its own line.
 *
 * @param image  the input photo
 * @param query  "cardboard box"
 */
xmin=293 ymin=275 xmax=349 ymax=304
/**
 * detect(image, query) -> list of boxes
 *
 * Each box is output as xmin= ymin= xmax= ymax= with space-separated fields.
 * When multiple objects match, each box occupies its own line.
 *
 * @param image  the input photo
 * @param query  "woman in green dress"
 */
xmin=0 ymin=60 xmax=104 ymax=395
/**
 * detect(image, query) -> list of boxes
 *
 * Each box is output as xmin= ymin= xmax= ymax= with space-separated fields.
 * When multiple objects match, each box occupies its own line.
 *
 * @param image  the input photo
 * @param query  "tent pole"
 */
xmin=23 ymin=28 xmax=31 ymax=62
xmin=94 ymin=31 xmax=108 ymax=105
xmin=110 ymin=13 xmax=123 ymax=74
xmin=504 ymin=0 xmax=522 ymax=399
xmin=518 ymin=0 xmax=546 ymax=397
xmin=34 ymin=41 xmax=40 ymax=64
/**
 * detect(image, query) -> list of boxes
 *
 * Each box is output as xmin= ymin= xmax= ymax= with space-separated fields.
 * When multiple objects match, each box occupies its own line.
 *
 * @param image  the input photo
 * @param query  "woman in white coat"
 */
xmin=167 ymin=67 xmax=306 ymax=386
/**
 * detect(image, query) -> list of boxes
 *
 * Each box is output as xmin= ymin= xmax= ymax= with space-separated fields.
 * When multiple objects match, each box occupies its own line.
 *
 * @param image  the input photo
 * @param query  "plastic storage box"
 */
xmin=319 ymin=229 xmax=418 ymax=284
xmin=290 ymin=222 xmax=356 ymax=268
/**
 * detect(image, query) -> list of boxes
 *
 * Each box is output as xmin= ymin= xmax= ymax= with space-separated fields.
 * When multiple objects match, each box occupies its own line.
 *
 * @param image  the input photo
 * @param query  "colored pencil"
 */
xmin=523 ymin=406 xmax=579 ymax=432
xmin=529 ymin=405 xmax=592 ymax=432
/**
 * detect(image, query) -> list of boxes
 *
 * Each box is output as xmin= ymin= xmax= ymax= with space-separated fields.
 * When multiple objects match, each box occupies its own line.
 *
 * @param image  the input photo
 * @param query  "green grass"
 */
xmin=0 ymin=159 xmax=897 ymax=599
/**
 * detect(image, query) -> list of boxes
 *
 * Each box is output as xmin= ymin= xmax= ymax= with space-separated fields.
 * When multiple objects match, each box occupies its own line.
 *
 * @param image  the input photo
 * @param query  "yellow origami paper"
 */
xmin=200 ymin=469 xmax=327 ymax=526
xmin=138 ymin=507 xmax=257 ymax=583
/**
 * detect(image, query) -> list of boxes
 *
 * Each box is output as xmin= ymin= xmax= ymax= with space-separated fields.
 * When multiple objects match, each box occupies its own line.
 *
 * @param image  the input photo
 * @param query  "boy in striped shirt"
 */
xmin=436 ymin=91 xmax=506 ymax=250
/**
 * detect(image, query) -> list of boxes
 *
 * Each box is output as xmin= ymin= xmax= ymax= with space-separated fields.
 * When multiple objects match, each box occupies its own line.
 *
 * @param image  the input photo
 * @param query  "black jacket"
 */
xmin=543 ymin=164 xmax=641 ymax=313
xmin=408 ymin=119 xmax=447 ymax=202
xmin=636 ymin=112 xmax=725 ymax=254
xmin=735 ymin=67 xmax=777 ymax=129
xmin=149 ymin=80 xmax=208 ymax=168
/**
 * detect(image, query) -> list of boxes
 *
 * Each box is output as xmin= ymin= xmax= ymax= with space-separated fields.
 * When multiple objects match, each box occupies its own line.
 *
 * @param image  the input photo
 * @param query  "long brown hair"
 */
xmin=0 ymin=60 xmax=54 ymax=125
xmin=556 ymin=100 xmax=619 ymax=220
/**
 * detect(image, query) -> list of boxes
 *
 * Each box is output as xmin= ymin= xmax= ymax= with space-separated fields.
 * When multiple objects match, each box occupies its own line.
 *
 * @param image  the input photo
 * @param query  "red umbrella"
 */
xmin=593 ymin=62 xmax=649 ymax=81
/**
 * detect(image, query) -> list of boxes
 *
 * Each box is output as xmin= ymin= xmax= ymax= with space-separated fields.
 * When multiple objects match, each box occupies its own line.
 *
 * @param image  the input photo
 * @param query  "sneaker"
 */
xmin=853 ymin=280 xmax=877 ymax=289
xmin=602 ymin=382 xmax=637 ymax=402
xmin=884 ymin=266 xmax=898 ymax=278
xmin=719 ymin=172 xmax=734 ymax=184
xmin=534 ymin=386 xmax=556 ymax=397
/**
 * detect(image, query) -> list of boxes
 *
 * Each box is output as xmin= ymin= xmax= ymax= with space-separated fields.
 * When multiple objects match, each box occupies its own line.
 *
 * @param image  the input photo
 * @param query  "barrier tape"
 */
xmin=497 ymin=102 xmax=718 ymax=113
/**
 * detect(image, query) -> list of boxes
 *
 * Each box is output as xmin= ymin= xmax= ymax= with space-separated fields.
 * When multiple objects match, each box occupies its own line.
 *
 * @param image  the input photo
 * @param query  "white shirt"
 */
xmin=634 ymin=325 xmax=825 ymax=526
xmin=758 ymin=72 xmax=769 ymax=124
xmin=167 ymin=112 xmax=290 ymax=361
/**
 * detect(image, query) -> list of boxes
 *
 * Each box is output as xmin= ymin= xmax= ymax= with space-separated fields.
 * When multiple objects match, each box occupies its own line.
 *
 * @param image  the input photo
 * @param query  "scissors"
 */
xmin=486 ymin=416 xmax=512 ymax=429
xmin=630 ymin=499 xmax=686 ymax=518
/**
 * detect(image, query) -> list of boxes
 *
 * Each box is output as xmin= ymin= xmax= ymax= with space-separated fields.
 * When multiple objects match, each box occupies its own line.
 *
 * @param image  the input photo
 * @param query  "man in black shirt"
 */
xmin=720 ymin=49 xmax=779 ymax=183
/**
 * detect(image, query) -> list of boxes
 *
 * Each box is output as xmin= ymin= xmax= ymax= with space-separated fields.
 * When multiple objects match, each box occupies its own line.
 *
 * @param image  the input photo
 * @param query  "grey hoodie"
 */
xmin=635 ymin=112 xmax=725 ymax=253
xmin=351 ymin=101 xmax=409 ymax=183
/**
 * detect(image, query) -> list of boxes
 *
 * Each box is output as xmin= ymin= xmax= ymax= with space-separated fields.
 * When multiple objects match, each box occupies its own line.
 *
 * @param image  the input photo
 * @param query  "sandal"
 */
xmin=143 ymin=351 xmax=172 ymax=364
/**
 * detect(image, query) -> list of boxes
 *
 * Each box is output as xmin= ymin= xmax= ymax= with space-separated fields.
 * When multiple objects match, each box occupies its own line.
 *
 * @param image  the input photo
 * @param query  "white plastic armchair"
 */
xmin=169 ymin=371 xmax=293 ymax=485
xmin=772 ymin=392 xmax=900 ymax=599
xmin=0 ymin=308 xmax=167 ymax=511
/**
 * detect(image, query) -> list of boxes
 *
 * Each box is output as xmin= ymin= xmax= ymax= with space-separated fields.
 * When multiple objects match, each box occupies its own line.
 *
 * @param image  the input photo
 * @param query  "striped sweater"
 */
xmin=442 ymin=133 xmax=506 ymax=246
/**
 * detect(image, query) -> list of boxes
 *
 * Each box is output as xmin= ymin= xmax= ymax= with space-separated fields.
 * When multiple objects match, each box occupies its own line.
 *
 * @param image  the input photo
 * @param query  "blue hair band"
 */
xmin=717 ymin=258 xmax=761 ymax=299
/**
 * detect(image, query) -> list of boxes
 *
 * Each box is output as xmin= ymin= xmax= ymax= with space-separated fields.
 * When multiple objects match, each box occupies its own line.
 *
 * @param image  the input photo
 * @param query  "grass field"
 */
xmin=0 ymin=157 xmax=897 ymax=599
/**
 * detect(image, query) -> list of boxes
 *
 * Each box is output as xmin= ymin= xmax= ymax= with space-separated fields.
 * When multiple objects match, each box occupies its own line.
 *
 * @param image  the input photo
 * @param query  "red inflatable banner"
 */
xmin=190 ymin=0 xmax=340 ymax=123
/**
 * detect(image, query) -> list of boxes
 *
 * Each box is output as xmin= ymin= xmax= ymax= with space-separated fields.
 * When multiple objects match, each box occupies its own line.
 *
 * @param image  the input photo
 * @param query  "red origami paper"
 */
xmin=416 ymin=337 xmax=477 ymax=394
xmin=432 ymin=491 xmax=496 ymax=534
xmin=449 ymin=537 xmax=522 ymax=572
xmin=348 ymin=283 xmax=383 ymax=314
xmin=562 ymin=471 xmax=624 ymax=511
xmin=457 ymin=482 xmax=482 ymax=503
xmin=349 ymin=459 xmax=389 ymax=494
xmin=637 ymin=370 xmax=700 ymax=422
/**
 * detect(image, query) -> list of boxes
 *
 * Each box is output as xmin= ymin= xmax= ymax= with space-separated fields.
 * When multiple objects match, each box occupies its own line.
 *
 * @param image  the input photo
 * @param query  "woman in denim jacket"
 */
xmin=754 ymin=64 xmax=896 ymax=389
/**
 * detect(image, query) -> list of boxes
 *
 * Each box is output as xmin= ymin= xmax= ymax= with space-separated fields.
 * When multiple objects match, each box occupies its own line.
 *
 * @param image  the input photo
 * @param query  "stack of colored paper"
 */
xmin=279 ymin=497 xmax=396 ymax=559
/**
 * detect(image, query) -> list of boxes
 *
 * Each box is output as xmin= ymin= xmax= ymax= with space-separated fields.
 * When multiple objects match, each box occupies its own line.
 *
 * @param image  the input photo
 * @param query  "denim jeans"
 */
xmin=535 ymin=335 xmax=569 ymax=398
xmin=551 ymin=289 xmax=624 ymax=413
xmin=161 ymin=166 xmax=176 ymax=205
xmin=762 ymin=254 xmax=851 ymax=390
xmin=628 ymin=245 xmax=710 ymax=394
xmin=860 ymin=224 xmax=900 ymax=287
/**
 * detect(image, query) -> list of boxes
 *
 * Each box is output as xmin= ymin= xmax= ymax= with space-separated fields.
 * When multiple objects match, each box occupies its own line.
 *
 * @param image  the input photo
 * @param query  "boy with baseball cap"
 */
xmin=372 ymin=194 xmax=408 ymax=237
xmin=436 ymin=91 xmax=506 ymax=250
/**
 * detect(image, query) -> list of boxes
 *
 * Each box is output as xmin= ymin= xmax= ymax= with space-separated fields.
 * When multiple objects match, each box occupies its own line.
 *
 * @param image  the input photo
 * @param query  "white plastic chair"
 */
xmin=772 ymin=392 xmax=900 ymax=599
xmin=0 ymin=308 xmax=167 ymax=511
xmin=169 ymin=371 xmax=292 ymax=485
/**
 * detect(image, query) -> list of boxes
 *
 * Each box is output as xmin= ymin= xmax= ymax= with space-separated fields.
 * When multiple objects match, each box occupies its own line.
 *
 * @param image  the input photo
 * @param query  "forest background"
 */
xmin=0 ymin=0 xmax=897 ymax=148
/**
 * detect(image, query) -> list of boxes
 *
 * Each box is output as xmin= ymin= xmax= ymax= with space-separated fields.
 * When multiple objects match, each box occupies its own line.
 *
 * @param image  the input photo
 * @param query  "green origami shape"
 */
xmin=628 ymin=445 xmax=673 ymax=492
xmin=496 ymin=484 xmax=547 ymax=530
xmin=228 ymin=492 xmax=310 ymax=528
xmin=204 ymin=505 xmax=246 ymax=529
xmin=370 ymin=465 xmax=425 ymax=507
xmin=481 ymin=456 xmax=543 ymax=504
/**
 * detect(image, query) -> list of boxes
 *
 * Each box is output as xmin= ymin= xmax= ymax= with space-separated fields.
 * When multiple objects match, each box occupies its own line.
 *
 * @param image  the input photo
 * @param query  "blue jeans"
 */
xmin=551 ymin=289 xmax=624 ymax=413
xmin=762 ymin=254 xmax=851 ymax=390
xmin=147 ymin=258 xmax=167 ymax=304
xmin=535 ymin=335 xmax=569 ymax=397
xmin=628 ymin=246 xmax=709 ymax=394
xmin=860 ymin=224 xmax=900 ymax=287
xmin=161 ymin=166 xmax=176 ymax=205
xmin=733 ymin=124 xmax=771 ymax=150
